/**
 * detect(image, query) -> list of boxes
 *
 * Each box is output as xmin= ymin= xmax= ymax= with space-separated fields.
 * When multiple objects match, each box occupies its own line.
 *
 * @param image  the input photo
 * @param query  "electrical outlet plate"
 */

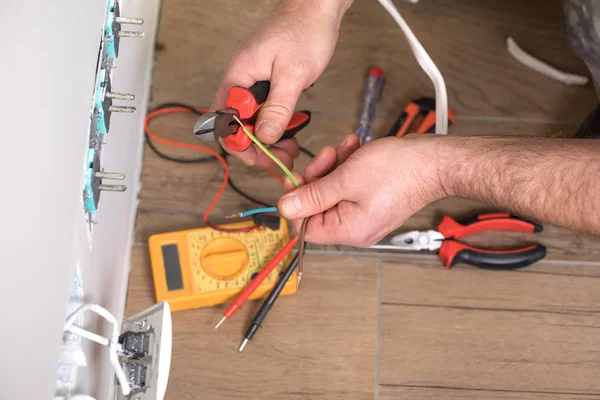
xmin=115 ymin=302 xmax=172 ymax=400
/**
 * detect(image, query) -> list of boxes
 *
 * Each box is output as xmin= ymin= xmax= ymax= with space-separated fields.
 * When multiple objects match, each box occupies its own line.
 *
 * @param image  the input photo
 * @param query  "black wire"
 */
xmin=145 ymin=102 xmax=315 ymax=206
xmin=228 ymin=174 xmax=274 ymax=207
xmin=299 ymin=146 xmax=316 ymax=158
xmin=145 ymin=102 xmax=214 ymax=163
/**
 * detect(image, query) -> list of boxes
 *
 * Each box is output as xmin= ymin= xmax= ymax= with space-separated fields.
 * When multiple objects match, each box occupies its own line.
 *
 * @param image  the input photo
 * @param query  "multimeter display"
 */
xmin=160 ymin=244 xmax=183 ymax=291
xmin=148 ymin=219 xmax=297 ymax=312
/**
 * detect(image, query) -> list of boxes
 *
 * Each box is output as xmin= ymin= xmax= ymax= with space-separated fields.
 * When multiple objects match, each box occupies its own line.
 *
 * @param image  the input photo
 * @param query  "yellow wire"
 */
xmin=233 ymin=115 xmax=299 ymax=188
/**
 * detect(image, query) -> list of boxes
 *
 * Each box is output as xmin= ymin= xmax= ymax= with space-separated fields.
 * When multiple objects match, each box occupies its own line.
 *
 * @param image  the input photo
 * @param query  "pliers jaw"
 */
xmin=372 ymin=230 xmax=444 ymax=251
xmin=193 ymin=109 xmax=240 ymax=142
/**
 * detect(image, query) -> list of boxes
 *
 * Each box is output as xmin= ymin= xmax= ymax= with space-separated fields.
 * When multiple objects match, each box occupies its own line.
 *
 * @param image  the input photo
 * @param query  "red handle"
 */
xmin=438 ymin=240 xmax=546 ymax=270
xmin=224 ymin=111 xmax=311 ymax=152
xmin=436 ymin=214 xmax=542 ymax=239
xmin=225 ymin=81 xmax=270 ymax=119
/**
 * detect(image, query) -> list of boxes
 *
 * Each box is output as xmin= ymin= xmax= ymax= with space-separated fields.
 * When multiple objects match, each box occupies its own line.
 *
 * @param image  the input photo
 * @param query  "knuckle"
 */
xmin=262 ymin=103 xmax=293 ymax=120
xmin=305 ymin=183 xmax=326 ymax=211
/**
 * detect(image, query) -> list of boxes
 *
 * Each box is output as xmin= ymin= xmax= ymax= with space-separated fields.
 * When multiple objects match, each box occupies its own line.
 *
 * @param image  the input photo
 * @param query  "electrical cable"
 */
xmin=226 ymin=171 xmax=274 ymax=207
xmin=377 ymin=0 xmax=448 ymax=135
xmin=506 ymin=37 xmax=589 ymax=86
xmin=64 ymin=305 xmax=131 ymax=396
xmin=144 ymin=106 xmax=260 ymax=233
xmin=145 ymin=104 xmax=214 ymax=164
xmin=233 ymin=115 xmax=300 ymax=188
xmin=239 ymin=252 xmax=300 ymax=352
xmin=227 ymin=206 xmax=279 ymax=218
xmin=297 ymin=218 xmax=308 ymax=291
xmin=145 ymin=103 xmax=315 ymax=207
xmin=232 ymin=115 xmax=309 ymax=289
xmin=300 ymin=146 xmax=316 ymax=158
xmin=215 ymin=236 xmax=300 ymax=329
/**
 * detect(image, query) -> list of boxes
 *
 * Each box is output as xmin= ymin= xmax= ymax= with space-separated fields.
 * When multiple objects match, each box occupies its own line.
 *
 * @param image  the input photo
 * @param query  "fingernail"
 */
xmin=258 ymin=121 xmax=280 ymax=140
xmin=280 ymin=193 xmax=301 ymax=216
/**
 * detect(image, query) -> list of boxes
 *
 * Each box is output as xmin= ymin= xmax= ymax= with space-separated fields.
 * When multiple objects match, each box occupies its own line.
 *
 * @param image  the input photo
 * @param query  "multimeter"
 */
xmin=148 ymin=218 xmax=297 ymax=312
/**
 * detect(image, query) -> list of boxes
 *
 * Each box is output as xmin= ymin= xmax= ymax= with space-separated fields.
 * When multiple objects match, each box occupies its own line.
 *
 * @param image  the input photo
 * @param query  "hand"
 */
xmin=210 ymin=1 xmax=350 ymax=169
xmin=277 ymin=134 xmax=446 ymax=247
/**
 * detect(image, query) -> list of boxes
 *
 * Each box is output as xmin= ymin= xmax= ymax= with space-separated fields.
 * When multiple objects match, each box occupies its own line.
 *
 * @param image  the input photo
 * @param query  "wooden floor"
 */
xmin=125 ymin=0 xmax=600 ymax=398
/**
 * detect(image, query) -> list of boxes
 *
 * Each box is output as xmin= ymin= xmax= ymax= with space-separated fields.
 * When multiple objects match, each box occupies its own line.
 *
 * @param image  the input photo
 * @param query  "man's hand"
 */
xmin=277 ymin=134 xmax=445 ymax=246
xmin=278 ymin=134 xmax=600 ymax=247
xmin=211 ymin=0 xmax=353 ymax=169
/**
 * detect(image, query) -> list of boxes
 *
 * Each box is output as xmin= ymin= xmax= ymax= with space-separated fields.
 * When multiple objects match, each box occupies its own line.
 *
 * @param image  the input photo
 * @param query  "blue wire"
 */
xmin=239 ymin=206 xmax=279 ymax=218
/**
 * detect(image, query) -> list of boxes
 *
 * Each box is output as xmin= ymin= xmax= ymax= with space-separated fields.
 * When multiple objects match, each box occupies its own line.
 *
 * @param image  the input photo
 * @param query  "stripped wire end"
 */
xmin=225 ymin=213 xmax=242 ymax=219
xmin=296 ymin=272 xmax=303 ymax=292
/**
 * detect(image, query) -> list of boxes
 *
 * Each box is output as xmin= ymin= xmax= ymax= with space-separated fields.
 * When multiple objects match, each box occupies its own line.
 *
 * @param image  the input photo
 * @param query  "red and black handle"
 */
xmin=436 ymin=212 xmax=545 ymax=270
xmin=386 ymin=97 xmax=455 ymax=138
xmin=438 ymin=241 xmax=547 ymax=270
xmin=436 ymin=213 xmax=543 ymax=240
xmin=224 ymin=81 xmax=311 ymax=152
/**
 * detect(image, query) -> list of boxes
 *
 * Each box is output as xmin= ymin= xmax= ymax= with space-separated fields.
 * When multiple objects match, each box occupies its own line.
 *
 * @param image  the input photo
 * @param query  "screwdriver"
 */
xmin=355 ymin=67 xmax=385 ymax=144
xmin=239 ymin=252 xmax=300 ymax=352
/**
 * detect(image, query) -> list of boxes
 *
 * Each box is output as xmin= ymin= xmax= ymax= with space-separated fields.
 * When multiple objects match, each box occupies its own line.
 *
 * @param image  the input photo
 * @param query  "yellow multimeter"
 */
xmin=148 ymin=218 xmax=297 ymax=312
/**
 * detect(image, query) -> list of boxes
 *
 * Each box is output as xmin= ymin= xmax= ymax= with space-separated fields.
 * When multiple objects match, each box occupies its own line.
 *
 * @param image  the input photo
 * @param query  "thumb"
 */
xmin=277 ymin=168 xmax=346 ymax=219
xmin=255 ymin=68 xmax=305 ymax=144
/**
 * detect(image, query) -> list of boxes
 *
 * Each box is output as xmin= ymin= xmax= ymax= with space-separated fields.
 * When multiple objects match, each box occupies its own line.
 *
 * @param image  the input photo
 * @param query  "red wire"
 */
xmin=144 ymin=107 xmax=259 ymax=233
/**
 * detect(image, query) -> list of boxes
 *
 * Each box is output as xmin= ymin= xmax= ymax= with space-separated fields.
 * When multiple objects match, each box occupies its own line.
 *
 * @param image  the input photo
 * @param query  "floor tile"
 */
xmin=379 ymin=258 xmax=600 ymax=398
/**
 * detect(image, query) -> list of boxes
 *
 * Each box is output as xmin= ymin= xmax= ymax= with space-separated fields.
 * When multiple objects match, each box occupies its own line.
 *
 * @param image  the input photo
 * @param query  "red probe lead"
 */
xmin=215 ymin=236 xmax=300 ymax=329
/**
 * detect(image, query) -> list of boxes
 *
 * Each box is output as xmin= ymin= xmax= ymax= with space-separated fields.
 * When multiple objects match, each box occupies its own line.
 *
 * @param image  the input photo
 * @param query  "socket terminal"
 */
xmin=93 ymin=68 xmax=135 ymax=138
xmin=83 ymin=148 xmax=127 ymax=214
xmin=105 ymin=0 xmax=144 ymax=60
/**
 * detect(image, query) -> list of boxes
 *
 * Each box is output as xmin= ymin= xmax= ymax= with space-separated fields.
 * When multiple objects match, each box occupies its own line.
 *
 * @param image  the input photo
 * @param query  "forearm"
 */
xmin=438 ymin=136 xmax=600 ymax=235
xmin=278 ymin=0 xmax=353 ymax=26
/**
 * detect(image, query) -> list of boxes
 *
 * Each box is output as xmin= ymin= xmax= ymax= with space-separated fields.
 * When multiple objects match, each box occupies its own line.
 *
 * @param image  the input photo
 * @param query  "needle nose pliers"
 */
xmin=193 ymin=81 xmax=311 ymax=152
xmin=372 ymin=212 xmax=547 ymax=270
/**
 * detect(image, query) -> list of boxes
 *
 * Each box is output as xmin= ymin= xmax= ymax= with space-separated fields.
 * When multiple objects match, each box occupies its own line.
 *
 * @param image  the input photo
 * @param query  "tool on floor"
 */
xmin=386 ymin=97 xmax=455 ymax=138
xmin=372 ymin=212 xmax=547 ymax=269
xmin=193 ymin=81 xmax=312 ymax=152
xmin=239 ymin=252 xmax=300 ymax=352
xmin=147 ymin=218 xmax=297 ymax=312
xmin=215 ymin=236 xmax=298 ymax=329
xmin=355 ymin=67 xmax=385 ymax=144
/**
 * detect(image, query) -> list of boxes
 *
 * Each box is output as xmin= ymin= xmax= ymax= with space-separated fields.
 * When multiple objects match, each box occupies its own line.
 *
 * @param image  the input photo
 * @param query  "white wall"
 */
xmin=0 ymin=1 xmax=160 ymax=398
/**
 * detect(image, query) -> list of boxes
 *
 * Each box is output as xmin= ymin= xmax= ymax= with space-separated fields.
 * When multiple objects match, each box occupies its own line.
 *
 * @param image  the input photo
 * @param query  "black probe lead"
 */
xmin=238 ymin=252 xmax=300 ymax=352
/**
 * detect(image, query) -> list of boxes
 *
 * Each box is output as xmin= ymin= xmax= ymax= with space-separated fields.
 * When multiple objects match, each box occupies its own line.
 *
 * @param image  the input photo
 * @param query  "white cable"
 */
xmin=65 ymin=325 xmax=110 ymax=347
xmin=65 ymin=304 xmax=131 ymax=396
xmin=377 ymin=0 xmax=448 ymax=135
xmin=506 ymin=37 xmax=589 ymax=86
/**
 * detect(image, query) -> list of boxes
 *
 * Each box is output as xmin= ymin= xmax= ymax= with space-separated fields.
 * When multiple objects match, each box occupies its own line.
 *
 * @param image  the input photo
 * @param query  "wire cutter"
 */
xmin=386 ymin=97 xmax=455 ymax=138
xmin=372 ymin=212 xmax=547 ymax=270
xmin=193 ymin=81 xmax=311 ymax=152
